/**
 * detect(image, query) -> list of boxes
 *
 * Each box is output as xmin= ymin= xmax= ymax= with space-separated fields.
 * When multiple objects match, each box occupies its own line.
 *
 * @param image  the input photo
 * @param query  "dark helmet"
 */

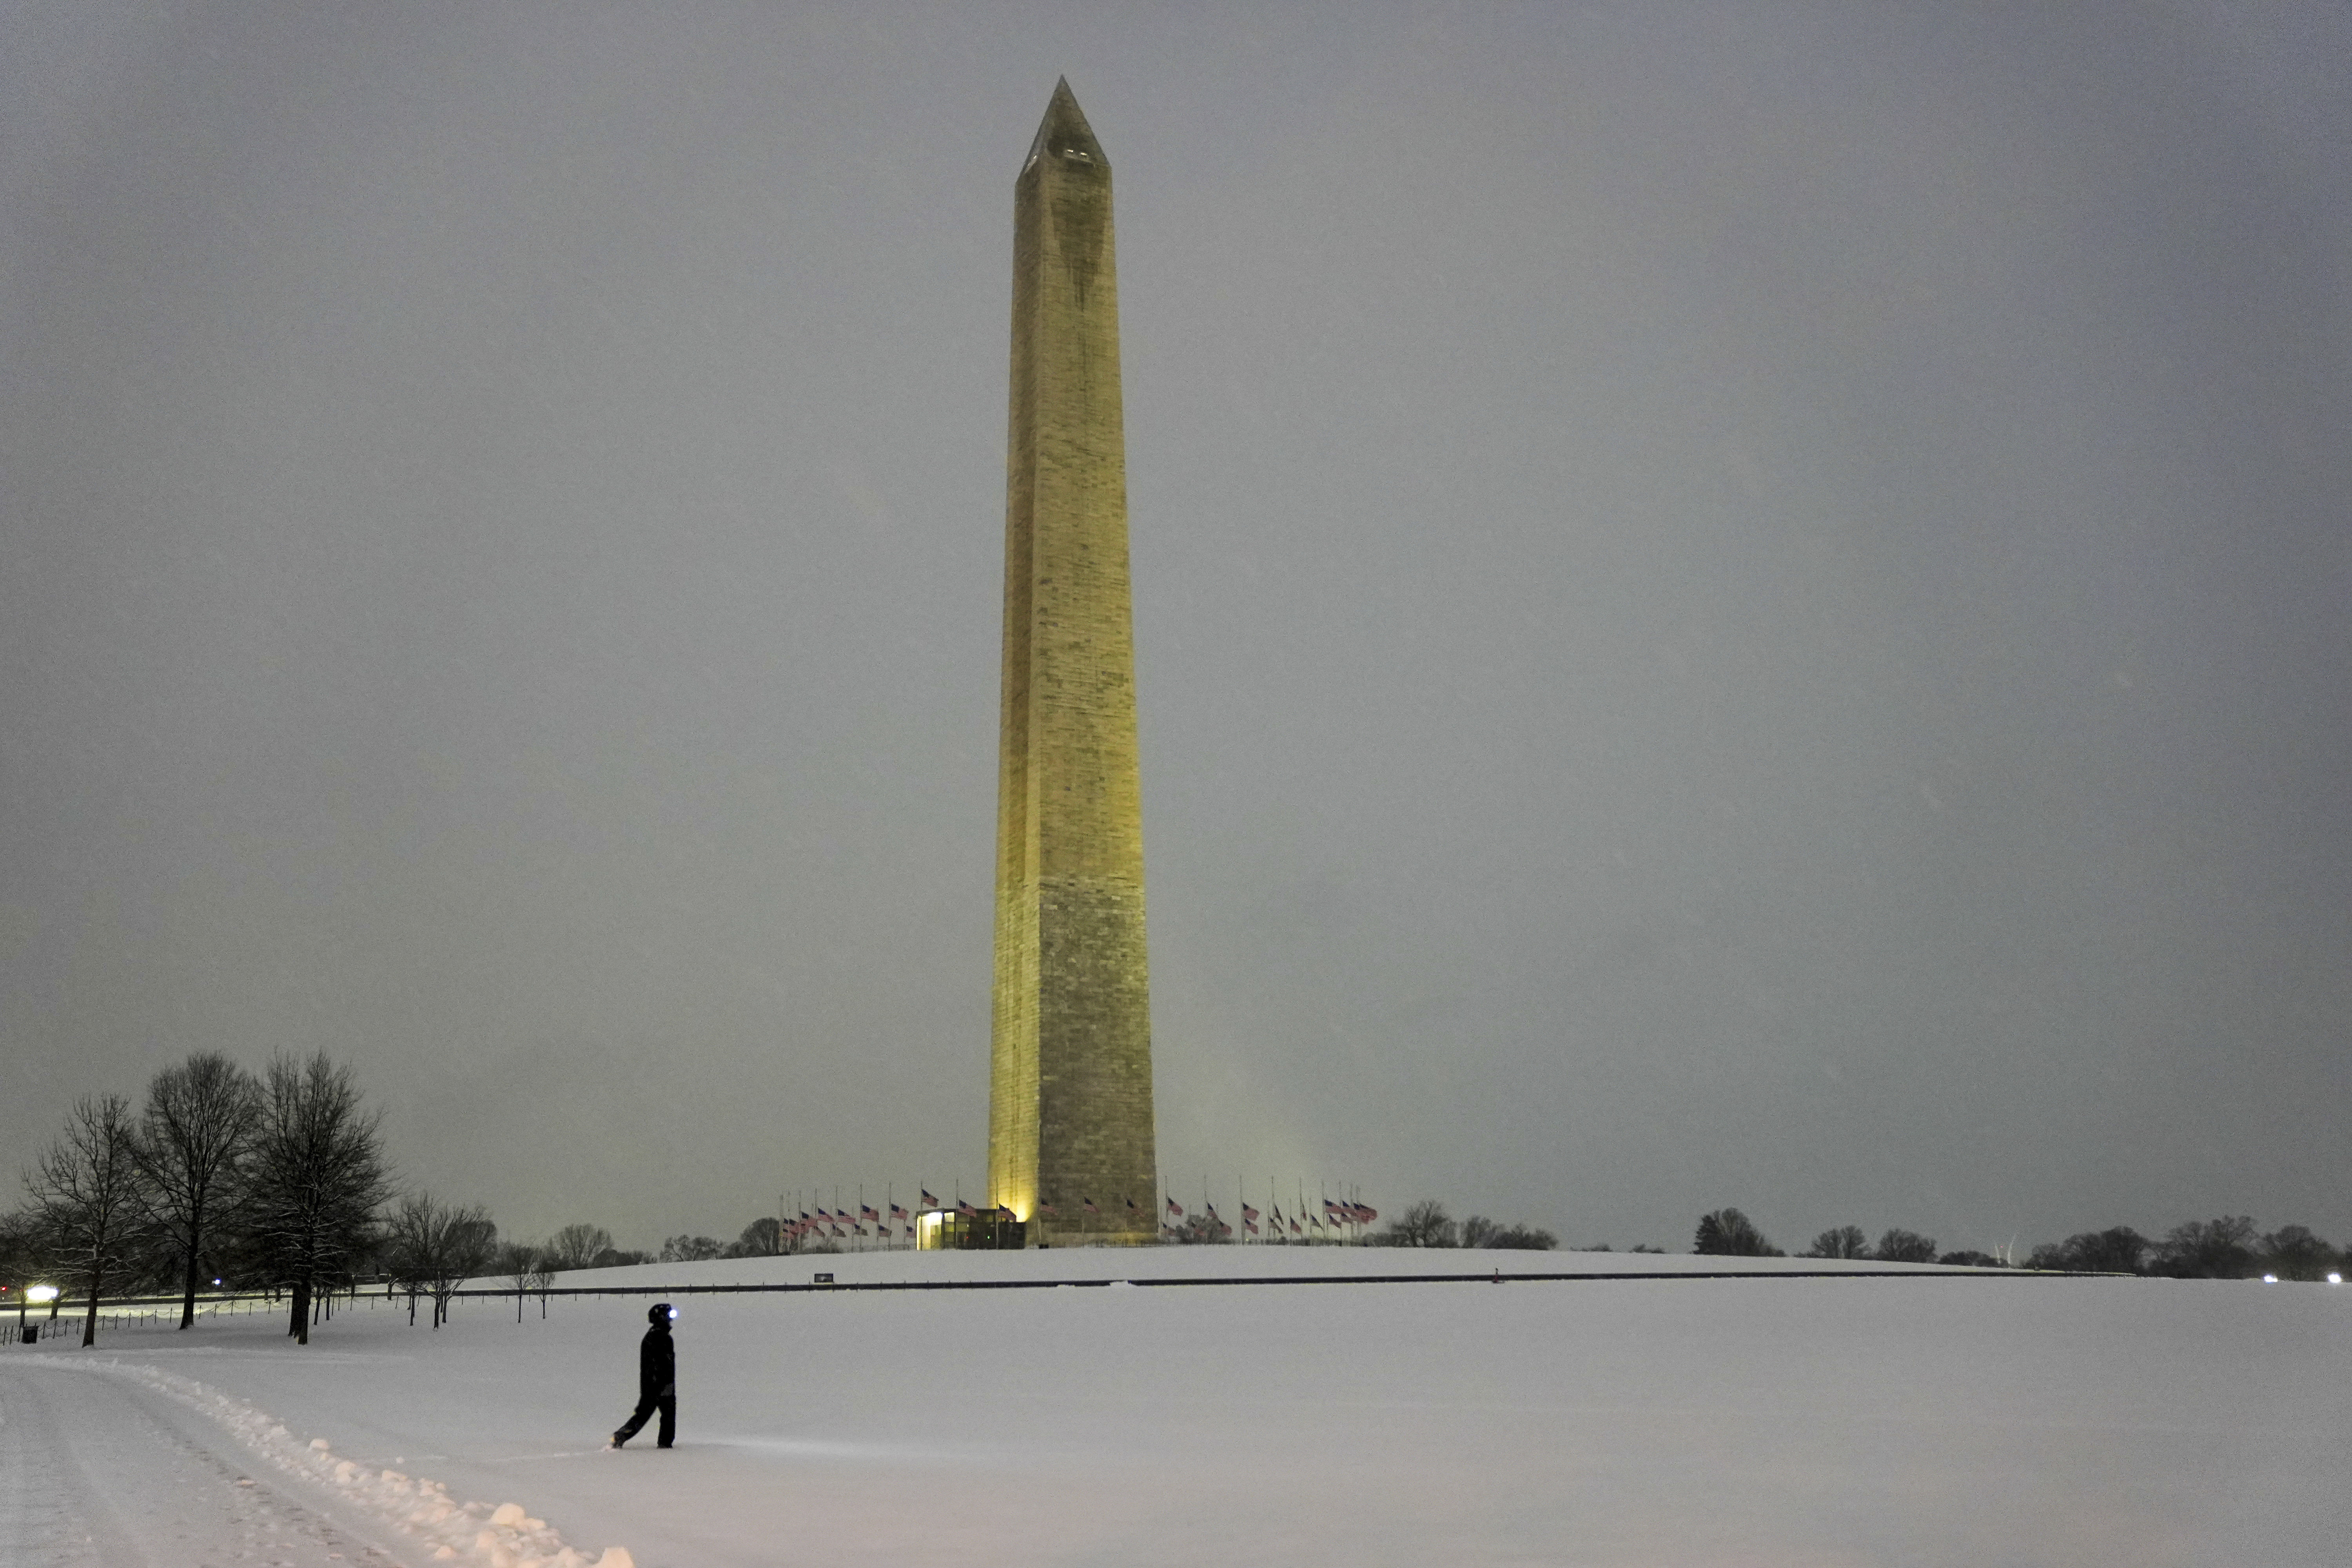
xmin=648 ymin=1302 xmax=674 ymax=1325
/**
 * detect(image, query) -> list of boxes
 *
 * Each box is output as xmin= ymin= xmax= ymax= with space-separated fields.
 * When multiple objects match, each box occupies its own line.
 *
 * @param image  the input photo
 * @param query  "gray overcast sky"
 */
xmin=5 ymin=2 xmax=2347 ymax=1255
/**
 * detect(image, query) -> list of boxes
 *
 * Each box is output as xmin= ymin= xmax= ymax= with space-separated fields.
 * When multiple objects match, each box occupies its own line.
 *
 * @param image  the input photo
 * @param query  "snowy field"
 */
xmin=3 ymin=1248 xmax=2345 ymax=1567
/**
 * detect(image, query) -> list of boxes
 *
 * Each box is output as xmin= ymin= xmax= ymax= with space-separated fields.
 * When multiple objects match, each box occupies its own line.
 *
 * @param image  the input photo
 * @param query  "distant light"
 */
xmin=2262 ymin=1274 xmax=2278 ymax=1283
xmin=26 ymin=1285 xmax=59 ymax=1303
xmin=667 ymin=1306 xmax=679 ymax=1320
xmin=213 ymin=1278 xmax=223 ymax=1286
xmin=2330 ymin=1273 xmax=2344 ymax=1285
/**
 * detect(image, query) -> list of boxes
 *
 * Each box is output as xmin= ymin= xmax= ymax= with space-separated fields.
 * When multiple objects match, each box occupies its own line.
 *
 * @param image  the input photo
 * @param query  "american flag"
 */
xmin=955 ymin=1198 xmax=976 ymax=1217
xmin=889 ymin=1202 xmax=909 ymax=1220
xmin=1244 ymin=1218 xmax=1259 ymax=1236
xmin=861 ymin=1205 xmax=881 ymax=1223
xmin=1125 ymin=1196 xmax=1138 ymax=1210
xmin=1290 ymin=1218 xmax=1303 ymax=1235
xmin=1242 ymin=1204 xmax=1260 ymax=1223
xmin=1039 ymin=1202 xmax=1056 ymax=1216
xmin=996 ymin=1205 xmax=1015 ymax=1221
xmin=921 ymin=1189 xmax=940 ymax=1208
xmin=1082 ymin=1197 xmax=1099 ymax=1214
xmin=1166 ymin=1197 xmax=1185 ymax=1218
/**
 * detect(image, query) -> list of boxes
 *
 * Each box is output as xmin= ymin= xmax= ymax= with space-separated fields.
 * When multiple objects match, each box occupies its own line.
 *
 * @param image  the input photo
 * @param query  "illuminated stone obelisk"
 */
xmin=989 ymin=80 xmax=1157 ymax=1246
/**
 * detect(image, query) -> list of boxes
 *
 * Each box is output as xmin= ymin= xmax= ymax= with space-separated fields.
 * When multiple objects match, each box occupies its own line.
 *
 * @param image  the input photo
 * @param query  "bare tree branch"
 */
xmin=385 ymin=1192 xmax=497 ymax=1328
xmin=24 ymin=1093 xmax=149 ymax=1347
xmin=132 ymin=1053 xmax=261 ymax=1329
xmin=244 ymin=1052 xmax=392 ymax=1345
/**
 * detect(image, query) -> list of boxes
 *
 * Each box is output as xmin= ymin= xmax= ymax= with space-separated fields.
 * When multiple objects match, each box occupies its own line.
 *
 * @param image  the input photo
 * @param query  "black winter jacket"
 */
xmin=639 ymin=1324 xmax=675 ymax=1397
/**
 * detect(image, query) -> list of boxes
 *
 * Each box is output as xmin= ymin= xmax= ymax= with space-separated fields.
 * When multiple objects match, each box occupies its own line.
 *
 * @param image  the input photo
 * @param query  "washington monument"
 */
xmin=988 ymin=80 xmax=1157 ymax=1245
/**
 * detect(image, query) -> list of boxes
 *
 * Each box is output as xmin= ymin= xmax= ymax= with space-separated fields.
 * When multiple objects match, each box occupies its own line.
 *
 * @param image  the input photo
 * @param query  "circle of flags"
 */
xmin=771 ymin=1182 xmax=1378 ymax=1250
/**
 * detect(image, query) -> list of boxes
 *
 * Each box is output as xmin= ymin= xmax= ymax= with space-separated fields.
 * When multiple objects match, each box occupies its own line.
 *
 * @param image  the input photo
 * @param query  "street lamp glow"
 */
xmin=2261 ymin=1274 xmax=2278 ymax=1283
xmin=25 ymin=1285 xmax=59 ymax=1304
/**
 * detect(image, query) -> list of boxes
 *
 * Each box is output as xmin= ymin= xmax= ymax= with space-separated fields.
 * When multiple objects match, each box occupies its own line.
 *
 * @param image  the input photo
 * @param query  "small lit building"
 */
xmin=915 ymin=1209 xmax=1026 ymax=1250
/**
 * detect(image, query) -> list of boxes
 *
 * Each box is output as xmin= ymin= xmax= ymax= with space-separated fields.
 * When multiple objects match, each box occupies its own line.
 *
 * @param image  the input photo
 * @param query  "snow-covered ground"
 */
xmin=4 ymin=1249 xmax=2345 ymax=1566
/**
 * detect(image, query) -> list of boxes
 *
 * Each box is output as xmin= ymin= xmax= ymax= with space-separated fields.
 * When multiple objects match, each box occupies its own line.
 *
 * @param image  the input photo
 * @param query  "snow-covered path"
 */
xmin=0 ymin=1358 xmax=412 ymax=1567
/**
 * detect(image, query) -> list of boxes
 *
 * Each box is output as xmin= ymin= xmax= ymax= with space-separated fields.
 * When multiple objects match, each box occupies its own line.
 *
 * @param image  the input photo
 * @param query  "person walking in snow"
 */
xmin=610 ymin=1302 xmax=676 ymax=1449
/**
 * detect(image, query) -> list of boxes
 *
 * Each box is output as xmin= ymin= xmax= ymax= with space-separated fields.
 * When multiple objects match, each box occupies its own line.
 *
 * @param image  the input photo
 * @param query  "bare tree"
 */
xmin=1693 ymin=1208 xmax=1783 ymax=1257
xmin=1803 ymin=1225 xmax=1869 ymax=1259
xmin=2 ymin=1206 xmax=50 ymax=1339
xmin=1 ymin=1205 xmax=42 ymax=1283
xmin=2258 ymin=1224 xmax=2339 ymax=1281
xmin=245 ymin=1053 xmax=392 ymax=1344
xmin=1460 ymin=1216 xmax=1558 ymax=1250
xmin=132 ymin=1053 xmax=261 ymax=1330
xmin=1374 ymin=1200 xmax=1458 ymax=1248
xmin=509 ymin=1247 xmax=555 ymax=1321
xmin=384 ymin=1193 xmax=432 ymax=1326
xmin=2151 ymin=1216 xmax=2259 ymax=1278
xmin=731 ymin=1216 xmax=783 ymax=1257
xmin=2024 ymin=1226 xmax=2149 ymax=1274
xmin=3 ymin=1204 xmax=69 ymax=1323
xmin=1872 ymin=1229 xmax=1938 ymax=1264
xmin=435 ymin=1208 xmax=495 ymax=1325
xmin=545 ymin=1223 xmax=613 ymax=1273
xmin=385 ymin=1194 xmax=497 ymax=1328
xmin=25 ymin=1093 xmax=150 ymax=1347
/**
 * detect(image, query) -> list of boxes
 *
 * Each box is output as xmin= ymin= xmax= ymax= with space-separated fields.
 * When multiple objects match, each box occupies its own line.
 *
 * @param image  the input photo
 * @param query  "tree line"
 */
xmin=3 ymin=1052 xmax=396 ymax=1347
xmin=1 ymin=1051 xmax=786 ymax=1349
xmin=1689 ymin=1207 xmax=2347 ymax=1277
xmin=1363 ymin=1201 xmax=1560 ymax=1250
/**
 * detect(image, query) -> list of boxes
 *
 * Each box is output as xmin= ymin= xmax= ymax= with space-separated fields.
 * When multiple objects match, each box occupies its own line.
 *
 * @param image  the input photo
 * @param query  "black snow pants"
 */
xmin=615 ymin=1388 xmax=675 ymax=1447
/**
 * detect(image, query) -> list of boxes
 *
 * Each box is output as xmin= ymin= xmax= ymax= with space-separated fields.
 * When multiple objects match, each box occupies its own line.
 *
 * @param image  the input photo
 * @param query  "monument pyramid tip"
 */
xmin=1025 ymin=77 xmax=1105 ymax=172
